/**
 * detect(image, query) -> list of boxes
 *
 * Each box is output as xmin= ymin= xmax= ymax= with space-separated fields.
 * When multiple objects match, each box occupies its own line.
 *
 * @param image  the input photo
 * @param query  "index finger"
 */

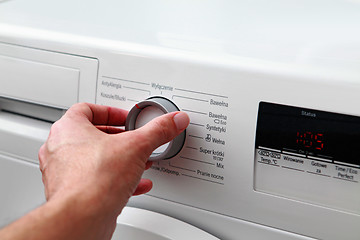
xmin=65 ymin=103 xmax=128 ymax=126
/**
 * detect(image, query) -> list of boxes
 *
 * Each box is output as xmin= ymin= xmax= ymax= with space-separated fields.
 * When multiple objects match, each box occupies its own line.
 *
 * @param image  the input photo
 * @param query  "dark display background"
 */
xmin=255 ymin=102 xmax=360 ymax=167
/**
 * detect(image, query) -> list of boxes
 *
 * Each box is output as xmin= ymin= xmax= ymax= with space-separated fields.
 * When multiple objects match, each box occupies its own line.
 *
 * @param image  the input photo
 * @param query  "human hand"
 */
xmin=38 ymin=102 xmax=189 ymax=218
xmin=0 ymin=103 xmax=189 ymax=240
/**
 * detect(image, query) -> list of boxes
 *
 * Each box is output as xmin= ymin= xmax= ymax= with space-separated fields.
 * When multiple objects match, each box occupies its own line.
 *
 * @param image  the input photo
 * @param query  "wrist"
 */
xmin=48 ymin=174 xmax=128 ymax=220
xmin=0 ymin=188 xmax=118 ymax=240
xmin=43 ymin=189 xmax=118 ymax=239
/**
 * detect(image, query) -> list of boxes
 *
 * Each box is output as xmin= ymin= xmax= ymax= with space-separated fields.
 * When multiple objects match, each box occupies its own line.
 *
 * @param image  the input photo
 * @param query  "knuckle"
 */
xmin=50 ymin=120 xmax=61 ymax=132
xmin=66 ymin=102 xmax=92 ymax=119
xmin=71 ymin=102 xmax=88 ymax=110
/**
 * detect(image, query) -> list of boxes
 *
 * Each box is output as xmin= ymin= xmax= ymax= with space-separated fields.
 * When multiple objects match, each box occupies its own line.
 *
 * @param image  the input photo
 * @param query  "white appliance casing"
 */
xmin=0 ymin=0 xmax=360 ymax=239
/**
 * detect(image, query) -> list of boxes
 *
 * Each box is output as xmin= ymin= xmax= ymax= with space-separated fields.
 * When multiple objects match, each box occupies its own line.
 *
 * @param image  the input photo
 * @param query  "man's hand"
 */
xmin=0 ymin=103 xmax=189 ymax=240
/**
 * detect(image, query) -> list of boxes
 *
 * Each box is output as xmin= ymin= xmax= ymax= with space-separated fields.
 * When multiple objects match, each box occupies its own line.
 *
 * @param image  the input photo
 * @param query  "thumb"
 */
xmin=126 ymin=111 xmax=190 ymax=158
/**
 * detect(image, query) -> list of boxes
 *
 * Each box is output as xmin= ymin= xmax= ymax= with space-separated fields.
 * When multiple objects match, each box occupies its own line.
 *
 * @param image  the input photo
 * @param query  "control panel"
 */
xmin=97 ymin=76 xmax=229 ymax=187
xmin=95 ymin=71 xmax=360 ymax=240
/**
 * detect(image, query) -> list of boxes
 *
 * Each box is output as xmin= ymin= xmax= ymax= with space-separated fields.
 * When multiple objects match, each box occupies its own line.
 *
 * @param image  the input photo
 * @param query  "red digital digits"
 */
xmin=296 ymin=131 xmax=324 ymax=151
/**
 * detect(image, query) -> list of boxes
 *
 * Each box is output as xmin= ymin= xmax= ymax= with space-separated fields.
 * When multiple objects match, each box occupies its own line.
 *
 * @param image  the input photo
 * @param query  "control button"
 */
xmin=125 ymin=96 xmax=186 ymax=161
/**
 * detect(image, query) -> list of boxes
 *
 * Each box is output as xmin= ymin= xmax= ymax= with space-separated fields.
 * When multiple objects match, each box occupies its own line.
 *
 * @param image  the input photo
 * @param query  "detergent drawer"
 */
xmin=0 ymin=43 xmax=98 ymax=108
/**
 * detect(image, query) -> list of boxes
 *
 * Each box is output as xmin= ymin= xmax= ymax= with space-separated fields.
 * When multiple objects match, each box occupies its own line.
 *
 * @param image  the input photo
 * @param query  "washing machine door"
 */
xmin=113 ymin=207 xmax=219 ymax=240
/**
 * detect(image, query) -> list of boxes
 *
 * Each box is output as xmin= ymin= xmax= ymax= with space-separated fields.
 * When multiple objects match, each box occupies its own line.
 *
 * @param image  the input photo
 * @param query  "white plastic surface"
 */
xmin=135 ymin=106 xmax=164 ymax=129
xmin=0 ymin=43 xmax=98 ymax=108
xmin=0 ymin=156 xmax=45 ymax=228
xmin=0 ymin=54 xmax=79 ymax=107
xmin=113 ymin=207 xmax=219 ymax=240
xmin=0 ymin=111 xmax=50 ymax=163
xmin=0 ymin=1 xmax=359 ymax=239
xmin=0 ymin=0 xmax=360 ymax=74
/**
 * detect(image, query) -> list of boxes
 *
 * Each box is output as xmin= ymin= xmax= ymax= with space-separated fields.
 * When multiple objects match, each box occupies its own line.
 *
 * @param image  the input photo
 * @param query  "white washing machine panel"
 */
xmin=95 ymin=56 xmax=360 ymax=240
xmin=113 ymin=207 xmax=219 ymax=240
xmin=1 ymin=0 xmax=360 ymax=239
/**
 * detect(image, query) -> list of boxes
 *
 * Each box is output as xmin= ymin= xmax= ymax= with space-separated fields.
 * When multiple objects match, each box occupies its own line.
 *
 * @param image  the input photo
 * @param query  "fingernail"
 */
xmin=173 ymin=112 xmax=190 ymax=130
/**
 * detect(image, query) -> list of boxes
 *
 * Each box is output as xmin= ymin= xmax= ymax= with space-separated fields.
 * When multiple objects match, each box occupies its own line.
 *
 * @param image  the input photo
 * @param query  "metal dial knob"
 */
xmin=125 ymin=96 xmax=186 ymax=161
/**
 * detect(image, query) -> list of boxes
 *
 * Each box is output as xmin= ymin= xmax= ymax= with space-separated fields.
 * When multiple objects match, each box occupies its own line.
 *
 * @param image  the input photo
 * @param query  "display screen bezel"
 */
xmin=255 ymin=102 xmax=360 ymax=168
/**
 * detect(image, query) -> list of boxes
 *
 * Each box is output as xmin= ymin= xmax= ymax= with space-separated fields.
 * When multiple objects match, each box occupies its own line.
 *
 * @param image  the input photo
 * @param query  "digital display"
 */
xmin=255 ymin=102 xmax=360 ymax=167
xmin=296 ymin=131 xmax=324 ymax=151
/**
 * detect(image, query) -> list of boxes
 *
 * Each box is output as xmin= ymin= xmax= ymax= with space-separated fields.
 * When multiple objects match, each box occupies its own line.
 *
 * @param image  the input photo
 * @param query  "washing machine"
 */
xmin=0 ymin=0 xmax=360 ymax=239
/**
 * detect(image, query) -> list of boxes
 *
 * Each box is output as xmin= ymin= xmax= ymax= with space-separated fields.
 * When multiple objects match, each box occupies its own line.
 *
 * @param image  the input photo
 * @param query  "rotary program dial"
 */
xmin=125 ymin=96 xmax=186 ymax=161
